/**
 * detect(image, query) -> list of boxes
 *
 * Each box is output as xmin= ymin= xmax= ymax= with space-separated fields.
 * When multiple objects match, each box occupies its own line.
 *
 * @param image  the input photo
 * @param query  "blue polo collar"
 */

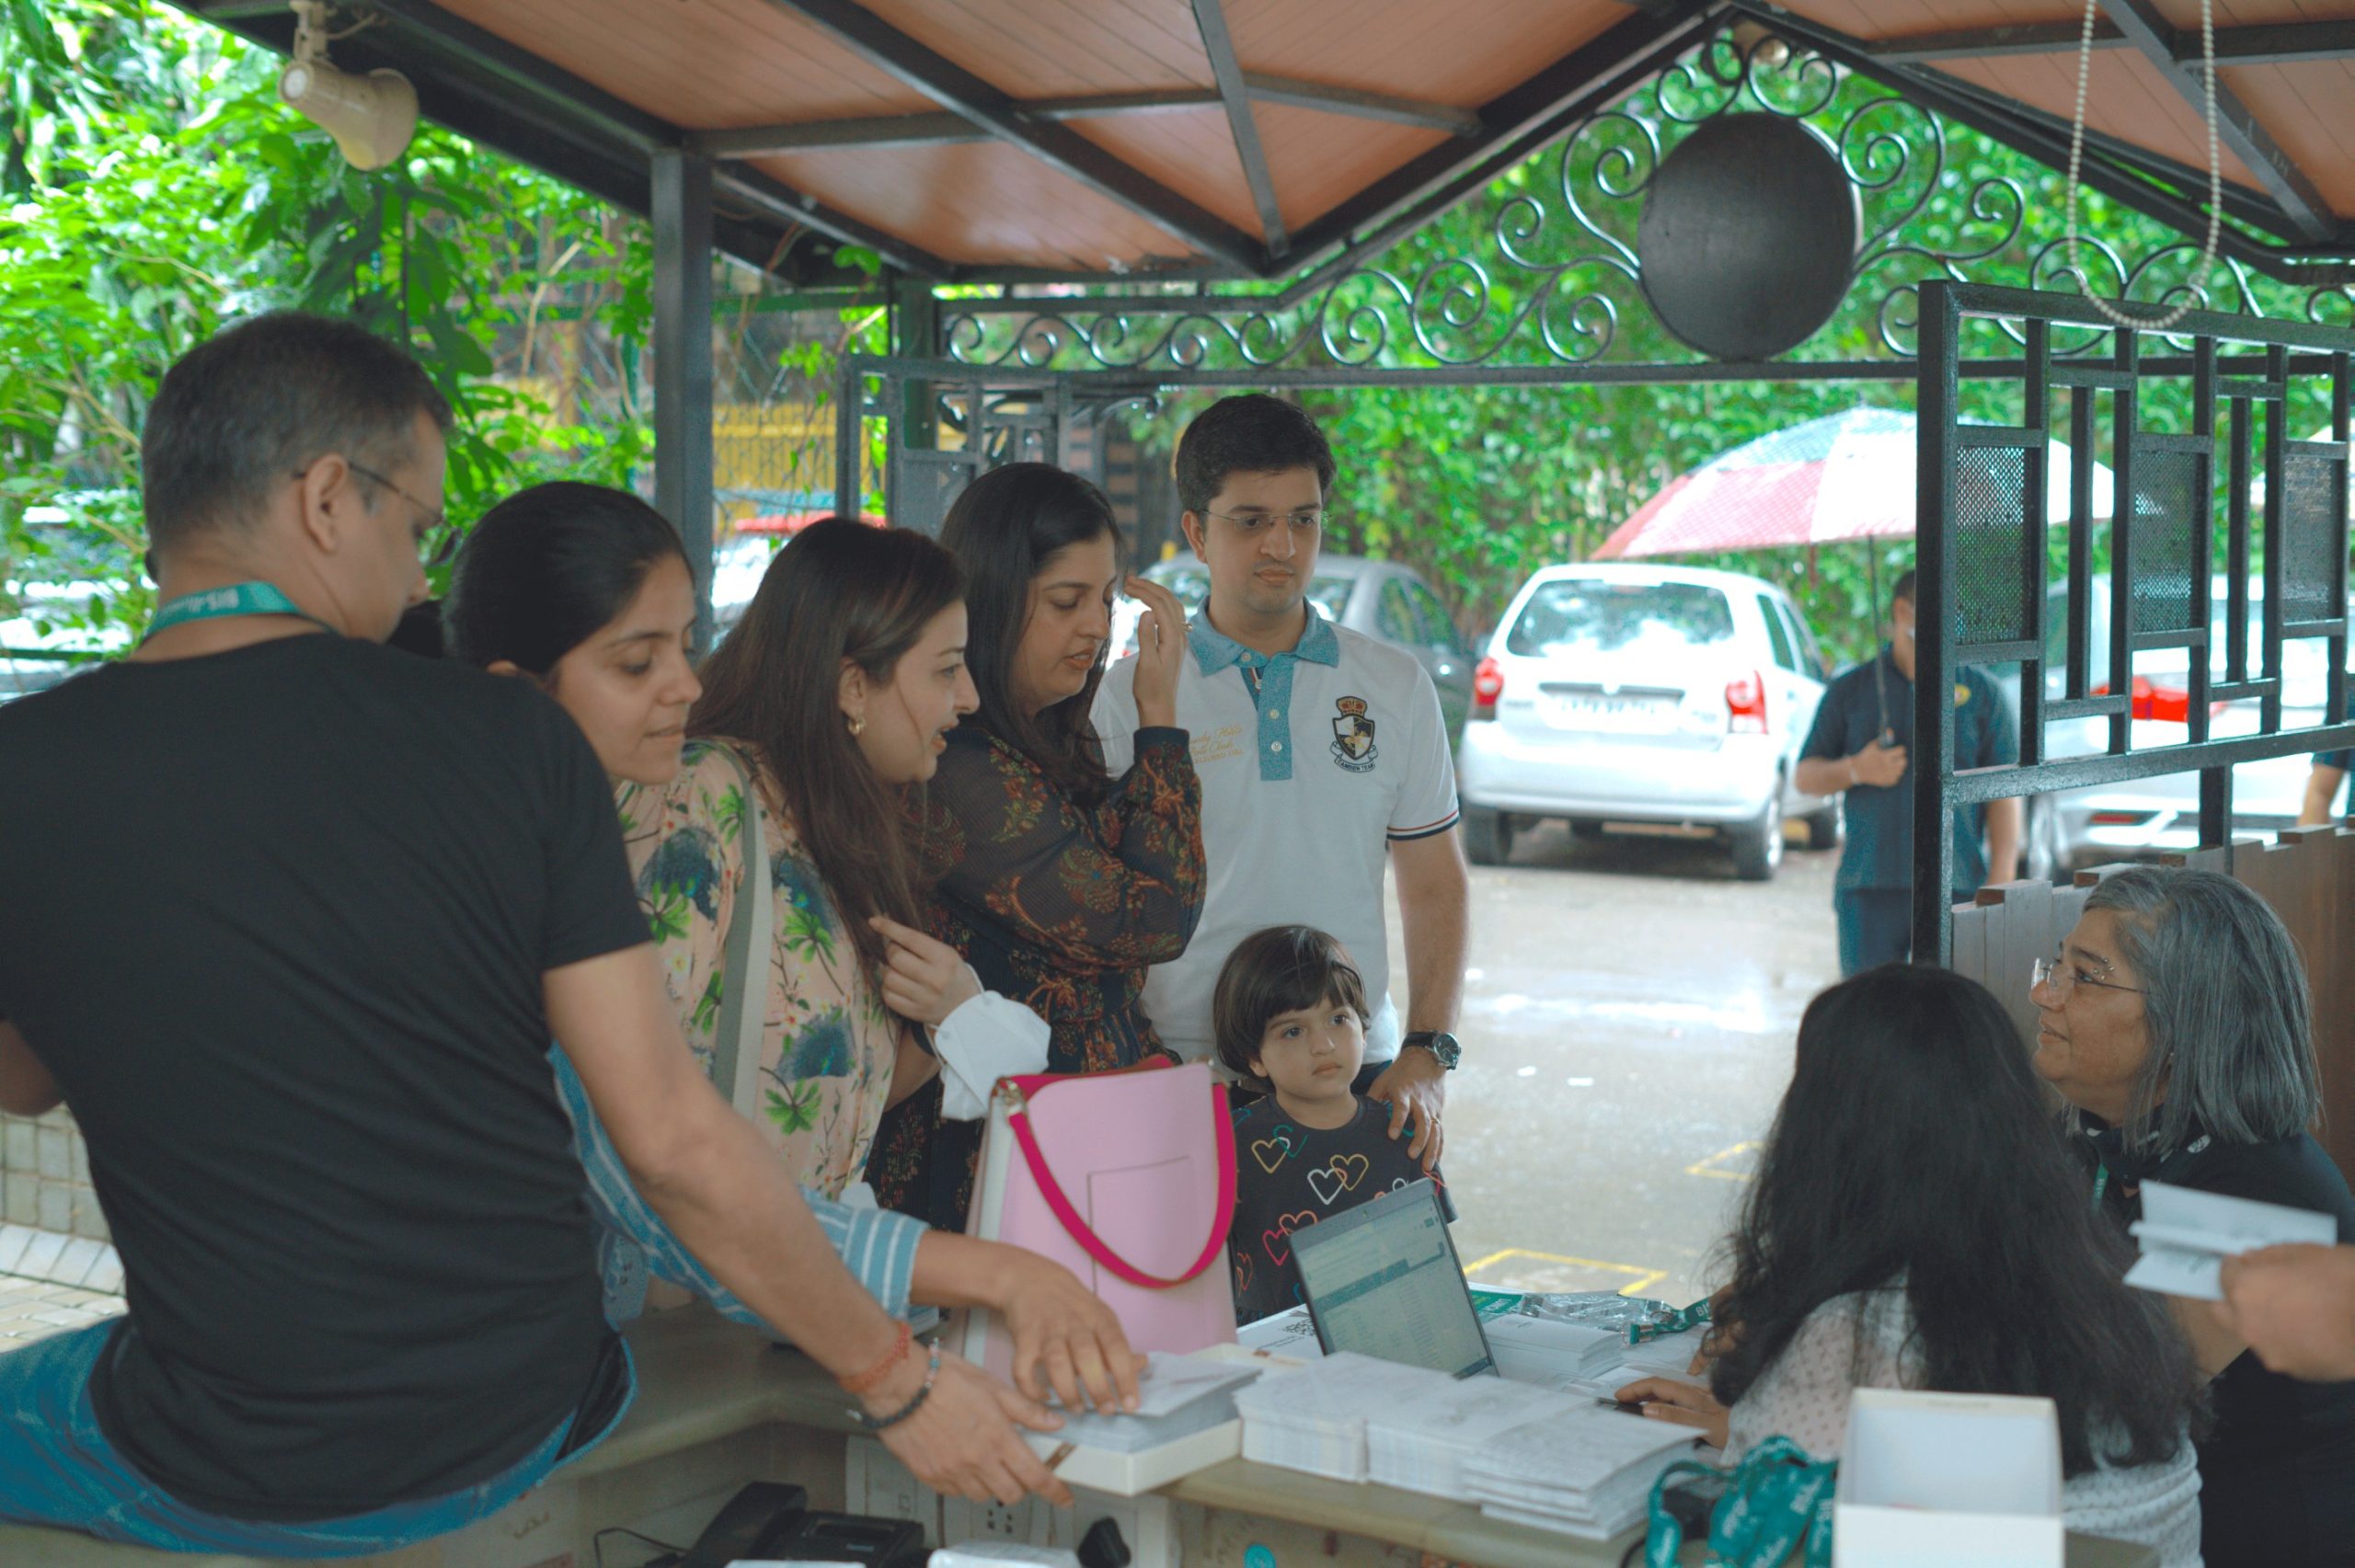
xmin=1189 ymin=603 xmax=1340 ymax=675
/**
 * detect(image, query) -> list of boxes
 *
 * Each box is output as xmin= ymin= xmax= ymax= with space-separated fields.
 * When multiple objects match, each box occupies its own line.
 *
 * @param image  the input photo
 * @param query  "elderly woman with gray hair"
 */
xmin=2032 ymin=864 xmax=2355 ymax=1568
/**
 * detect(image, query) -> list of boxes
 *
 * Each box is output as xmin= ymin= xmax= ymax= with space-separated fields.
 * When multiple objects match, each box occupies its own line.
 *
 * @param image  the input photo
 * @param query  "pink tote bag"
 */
xmin=955 ymin=1059 xmax=1238 ymax=1382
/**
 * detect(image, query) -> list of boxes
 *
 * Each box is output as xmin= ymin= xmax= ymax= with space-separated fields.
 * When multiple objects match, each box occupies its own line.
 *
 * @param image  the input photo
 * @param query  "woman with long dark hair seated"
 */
xmin=1621 ymin=965 xmax=2202 ymax=1566
xmin=868 ymin=464 xmax=1203 ymax=1230
xmin=445 ymin=491 xmax=1144 ymax=1495
xmin=2033 ymin=865 xmax=2355 ymax=1566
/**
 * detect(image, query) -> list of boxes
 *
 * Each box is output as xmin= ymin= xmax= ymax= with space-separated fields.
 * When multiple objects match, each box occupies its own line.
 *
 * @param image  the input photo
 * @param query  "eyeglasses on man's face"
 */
xmin=2031 ymin=948 xmax=2144 ymax=1000
xmin=296 ymin=460 xmax=456 ymax=566
xmin=1202 ymin=508 xmax=1329 ymax=541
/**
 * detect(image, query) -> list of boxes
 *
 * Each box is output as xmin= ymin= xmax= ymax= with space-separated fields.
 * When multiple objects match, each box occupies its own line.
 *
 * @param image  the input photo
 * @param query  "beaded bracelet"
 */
xmin=851 ymin=1341 xmax=941 ymax=1432
xmin=839 ymin=1319 xmax=912 ymax=1397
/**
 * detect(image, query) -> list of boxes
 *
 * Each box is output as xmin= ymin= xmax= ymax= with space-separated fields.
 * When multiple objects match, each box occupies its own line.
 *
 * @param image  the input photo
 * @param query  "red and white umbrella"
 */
xmin=1591 ymin=406 xmax=2112 ymax=560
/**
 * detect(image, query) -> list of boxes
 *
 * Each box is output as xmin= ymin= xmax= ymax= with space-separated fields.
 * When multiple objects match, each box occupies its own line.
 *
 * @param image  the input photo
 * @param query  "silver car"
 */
xmin=1114 ymin=553 xmax=1477 ymax=738
xmin=1455 ymin=564 xmax=1837 ymax=879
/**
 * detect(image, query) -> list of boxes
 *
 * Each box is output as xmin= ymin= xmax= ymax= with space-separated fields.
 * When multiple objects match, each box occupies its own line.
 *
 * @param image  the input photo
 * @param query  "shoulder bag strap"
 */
xmin=711 ymin=744 xmax=775 ymax=1116
xmin=1005 ymin=1081 xmax=1236 ymax=1290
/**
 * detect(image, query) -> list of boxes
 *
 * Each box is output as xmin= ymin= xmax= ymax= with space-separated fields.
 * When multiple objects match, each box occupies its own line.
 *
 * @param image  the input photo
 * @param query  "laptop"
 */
xmin=1290 ymin=1178 xmax=1497 ymax=1379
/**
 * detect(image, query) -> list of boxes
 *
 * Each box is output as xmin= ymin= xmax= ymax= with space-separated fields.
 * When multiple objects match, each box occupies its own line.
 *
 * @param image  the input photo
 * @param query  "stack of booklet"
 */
xmin=1363 ymin=1373 xmax=1588 ymax=1499
xmin=1233 ymin=1352 xmax=1423 ymax=1482
xmin=1462 ymin=1408 xmax=1702 ymax=1540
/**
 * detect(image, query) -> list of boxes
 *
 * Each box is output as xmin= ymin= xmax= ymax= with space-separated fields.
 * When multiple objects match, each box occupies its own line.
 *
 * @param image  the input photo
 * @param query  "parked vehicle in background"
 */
xmin=1455 ymin=564 xmax=1838 ymax=880
xmin=1112 ymin=552 xmax=1477 ymax=738
xmin=2023 ymin=574 xmax=2337 ymax=872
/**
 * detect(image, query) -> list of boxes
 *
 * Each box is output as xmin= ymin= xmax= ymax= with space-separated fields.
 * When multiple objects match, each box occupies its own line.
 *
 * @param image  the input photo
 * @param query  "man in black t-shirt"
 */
xmin=0 ymin=315 xmax=1098 ymax=1552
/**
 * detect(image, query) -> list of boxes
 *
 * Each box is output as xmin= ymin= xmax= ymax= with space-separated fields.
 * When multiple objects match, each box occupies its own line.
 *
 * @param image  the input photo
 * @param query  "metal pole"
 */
xmin=652 ymin=147 xmax=716 ymax=651
xmin=1913 ymin=281 xmax=1961 ymax=966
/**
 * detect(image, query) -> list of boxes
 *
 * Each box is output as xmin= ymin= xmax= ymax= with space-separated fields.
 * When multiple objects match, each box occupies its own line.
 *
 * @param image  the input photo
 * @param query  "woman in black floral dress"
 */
xmin=870 ymin=464 xmax=1204 ymax=1230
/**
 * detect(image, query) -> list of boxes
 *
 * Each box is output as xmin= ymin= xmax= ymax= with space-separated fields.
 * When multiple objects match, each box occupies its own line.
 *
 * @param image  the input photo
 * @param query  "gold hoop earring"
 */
xmin=846 ymin=714 xmax=867 ymax=737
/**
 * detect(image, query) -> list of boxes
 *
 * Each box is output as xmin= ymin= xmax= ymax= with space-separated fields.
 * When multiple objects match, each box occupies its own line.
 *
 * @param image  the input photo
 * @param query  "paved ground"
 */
xmin=1386 ymin=820 xmax=1844 ymax=1309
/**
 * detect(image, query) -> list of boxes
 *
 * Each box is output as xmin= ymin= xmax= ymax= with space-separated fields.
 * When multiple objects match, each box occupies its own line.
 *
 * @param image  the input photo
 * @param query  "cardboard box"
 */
xmin=1832 ymin=1388 xmax=2063 ymax=1568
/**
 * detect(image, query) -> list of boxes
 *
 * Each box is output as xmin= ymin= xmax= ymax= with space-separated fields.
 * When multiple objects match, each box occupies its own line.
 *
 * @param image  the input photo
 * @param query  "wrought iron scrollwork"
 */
xmin=941 ymin=15 xmax=2345 ymax=375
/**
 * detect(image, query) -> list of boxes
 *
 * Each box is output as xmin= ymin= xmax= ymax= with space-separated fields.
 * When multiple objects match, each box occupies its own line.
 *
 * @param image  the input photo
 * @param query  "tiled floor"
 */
xmin=0 ymin=1271 xmax=125 ymax=1345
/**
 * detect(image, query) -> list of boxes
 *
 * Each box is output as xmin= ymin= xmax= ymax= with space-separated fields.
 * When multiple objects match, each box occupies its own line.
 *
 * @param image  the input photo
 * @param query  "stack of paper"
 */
xmin=1463 ymin=1406 xmax=1702 ymax=1540
xmin=1481 ymin=1314 xmax=1634 ymax=1390
xmin=1235 ymin=1304 xmax=1327 ymax=1361
xmin=1234 ymin=1353 xmax=1430 ymax=1482
xmin=1364 ymin=1375 xmax=1587 ymax=1498
xmin=2126 ymin=1180 xmax=2336 ymax=1300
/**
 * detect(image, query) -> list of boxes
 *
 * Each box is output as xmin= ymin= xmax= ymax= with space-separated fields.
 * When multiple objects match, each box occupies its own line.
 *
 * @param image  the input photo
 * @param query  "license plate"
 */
xmin=1541 ymin=692 xmax=1673 ymax=732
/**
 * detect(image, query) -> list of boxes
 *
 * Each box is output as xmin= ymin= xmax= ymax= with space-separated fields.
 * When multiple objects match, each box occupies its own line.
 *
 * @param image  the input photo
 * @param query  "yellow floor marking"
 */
xmin=1463 ymin=1246 xmax=1667 ymax=1298
xmin=1684 ymin=1140 xmax=1760 ymax=1182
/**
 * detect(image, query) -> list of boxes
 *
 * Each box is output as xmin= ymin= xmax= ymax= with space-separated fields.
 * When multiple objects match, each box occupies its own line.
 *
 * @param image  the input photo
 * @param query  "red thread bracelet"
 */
xmin=838 ymin=1320 xmax=912 ymax=1397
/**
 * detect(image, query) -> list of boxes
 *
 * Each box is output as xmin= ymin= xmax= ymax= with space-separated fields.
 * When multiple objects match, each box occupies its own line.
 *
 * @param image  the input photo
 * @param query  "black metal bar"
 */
xmin=2067 ymin=382 xmax=2095 ymax=701
xmin=1944 ymin=282 xmax=2355 ymax=353
xmin=2128 ymin=629 xmax=2206 ymax=652
xmin=1869 ymin=20 xmax=2123 ymax=63
xmin=653 ymin=149 xmax=717 ymax=652
xmin=2096 ymin=0 xmax=2337 ymax=243
xmin=758 ymin=0 xmax=1265 ymax=273
xmin=1956 ymin=639 xmax=2046 ymax=661
xmin=2108 ymin=323 xmax=2138 ymax=760
xmin=836 ymin=359 xmax=866 ymax=522
xmin=2211 ymin=680 xmax=2284 ymax=702
xmin=2188 ymin=334 xmax=2218 ymax=754
xmin=2199 ymin=20 xmax=2355 ymax=65
xmin=2226 ymin=389 xmax=2254 ymax=683
xmin=2217 ymin=378 xmax=2290 ymax=400
xmin=2046 ymin=696 xmax=2132 ymax=719
xmin=1914 ymin=280 xmax=1962 ymax=965
xmin=2050 ymin=366 xmax=2140 ymax=391
xmin=1192 ymin=0 xmax=1288 ymax=258
xmin=690 ymin=90 xmax=1237 ymax=155
xmin=2021 ymin=318 xmax=2051 ymax=768
xmin=2261 ymin=343 xmax=2289 ymax=732
xmin=2198 ymin=766 xmax=2234 ymax=844
xmin=2334 ymin=352 xmax=2353 ymax=729
xmin=1947 ymin=724 xmax=2355 ymax=802
xmin=1237 ymin=71 xmax=1482 ymax=136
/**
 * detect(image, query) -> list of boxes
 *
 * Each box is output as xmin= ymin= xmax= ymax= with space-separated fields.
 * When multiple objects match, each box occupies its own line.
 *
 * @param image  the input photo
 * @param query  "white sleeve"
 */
xmin=1091 ymin=657 xmax=1142 ymax=776
xmin=933 ymin=979 xmax=1051 ymax=1120
xmin=1388 ymin=662 xmax=1460 ymax=841
xmin=1723 ymin=1293 xmax=1913 ymax=1465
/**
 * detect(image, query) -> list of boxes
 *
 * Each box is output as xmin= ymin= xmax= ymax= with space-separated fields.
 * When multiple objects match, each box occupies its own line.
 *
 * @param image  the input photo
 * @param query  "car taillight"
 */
xmin=1472 ymin=657 xmax=1503 ymax=722
xmin=1725 ymin=670 xmax=1768 ymax=734
xmin=2091 ymin=676 xmax=2212 ymax=724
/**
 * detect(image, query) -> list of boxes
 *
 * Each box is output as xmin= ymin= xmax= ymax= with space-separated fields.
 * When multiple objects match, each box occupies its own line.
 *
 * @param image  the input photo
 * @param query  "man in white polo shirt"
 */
xmin=1094 ymin=395 xmax=1467 ymax=1154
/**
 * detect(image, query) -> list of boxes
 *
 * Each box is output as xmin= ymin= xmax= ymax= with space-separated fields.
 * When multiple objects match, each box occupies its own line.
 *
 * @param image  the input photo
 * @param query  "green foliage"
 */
xmin=0 ymin=0 xmax=652 ymax=635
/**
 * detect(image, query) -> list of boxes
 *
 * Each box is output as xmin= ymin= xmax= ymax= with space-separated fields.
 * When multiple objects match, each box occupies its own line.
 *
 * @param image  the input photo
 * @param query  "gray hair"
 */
xmin=2082 ymin=865 xmax=2320 ymax=1154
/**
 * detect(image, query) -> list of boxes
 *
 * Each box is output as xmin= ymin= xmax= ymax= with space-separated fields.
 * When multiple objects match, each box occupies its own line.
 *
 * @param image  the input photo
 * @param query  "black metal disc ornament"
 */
xmin=1637 ymin=114 xmax=1859 ymax=361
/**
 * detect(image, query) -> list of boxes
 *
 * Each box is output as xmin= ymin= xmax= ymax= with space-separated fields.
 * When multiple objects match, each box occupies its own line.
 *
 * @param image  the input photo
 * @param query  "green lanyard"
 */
xmin=144 ymin=582 xmax=333 ymax=640
xmin=2092 ymin=1162 xmax=2110 ymax=1211
xmin=1647 ymin=1436 xmax=1836 ymax=1568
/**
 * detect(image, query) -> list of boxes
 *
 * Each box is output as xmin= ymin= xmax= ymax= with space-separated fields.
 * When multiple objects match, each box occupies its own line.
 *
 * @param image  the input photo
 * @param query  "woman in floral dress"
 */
xmin=870 ymin=464 xmax=1204 ymax=1229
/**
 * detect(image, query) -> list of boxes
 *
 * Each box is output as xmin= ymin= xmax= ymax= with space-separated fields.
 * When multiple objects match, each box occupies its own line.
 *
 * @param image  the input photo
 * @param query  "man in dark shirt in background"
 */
xmin=0 ymin=313 xmax=1082 ymax=1552
xmin=1796 ymin=569 xmax=2021 ymax=974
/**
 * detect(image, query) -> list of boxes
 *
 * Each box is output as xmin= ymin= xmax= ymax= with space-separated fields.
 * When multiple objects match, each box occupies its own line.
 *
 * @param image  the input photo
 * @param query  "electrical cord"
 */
xmin=592 ymin=1524 xmax=686 ymax=1568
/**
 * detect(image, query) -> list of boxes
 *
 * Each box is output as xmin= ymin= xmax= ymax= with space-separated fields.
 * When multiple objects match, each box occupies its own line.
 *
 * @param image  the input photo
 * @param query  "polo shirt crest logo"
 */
xmin=1330 ymin=695 xmax=1378 ymax=773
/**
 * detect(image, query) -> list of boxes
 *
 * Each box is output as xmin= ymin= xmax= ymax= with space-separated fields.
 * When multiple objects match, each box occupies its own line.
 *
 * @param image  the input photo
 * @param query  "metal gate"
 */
xmin=1912 ymin=280 xmax=2355 ymax=961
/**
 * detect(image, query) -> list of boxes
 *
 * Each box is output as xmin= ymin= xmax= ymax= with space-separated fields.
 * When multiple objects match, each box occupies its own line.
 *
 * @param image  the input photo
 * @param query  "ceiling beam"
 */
xmin=1192 ymin=0 xmax=1287 ymax=258
xmin=756 ymin=0 xmax=1265 ymax=273
xmin=1867 ymin=16 xmax=2355 ymax=67
xmin=1871 ymin=22 xmax=2124 ymax=64
xmin=2096 ymin=0 xmax=2337 ymax=242
xmin=1239 ymin=72 xmax=1482 ymax=136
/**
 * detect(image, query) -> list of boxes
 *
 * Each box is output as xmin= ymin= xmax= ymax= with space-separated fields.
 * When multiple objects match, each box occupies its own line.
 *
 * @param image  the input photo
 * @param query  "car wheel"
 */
xmin=1803 ymin=807 xmax=1842 ymax=852
xmin=1731 ymin=786 xmax=1785 ymax=882
xmin=1463 ymin=807 xmax=1514 ymax=867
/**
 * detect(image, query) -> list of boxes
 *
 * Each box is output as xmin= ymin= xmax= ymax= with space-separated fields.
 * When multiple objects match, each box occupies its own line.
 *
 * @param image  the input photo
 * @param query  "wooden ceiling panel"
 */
xmin=862 ymin=0 xmax=1212 ymax=97
xmin=1931 ymin=50 xmax=2265 ymax=187
xmin=749 ymin=143 xmax=1203 ymax=269
xmin=2223 ymin=60 xmax=2355 ymax=215
xmin=436 ymin=0 xmax=931 ymax=128
xmin=2154 ymin=0 xmax=2355 ymax=28
xmin=1071 ymin=108 xmax=1261 ymax=236
xmin=1224 ymin=0 xmax=1626 ymax=109
xmin=1772 ymin=0 xmax=2058 ymax=38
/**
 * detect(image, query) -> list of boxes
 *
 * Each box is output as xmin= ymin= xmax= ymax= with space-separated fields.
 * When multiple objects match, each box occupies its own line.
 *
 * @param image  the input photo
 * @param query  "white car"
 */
xmin=1456 ymin=564 xmax=1835 ymax=879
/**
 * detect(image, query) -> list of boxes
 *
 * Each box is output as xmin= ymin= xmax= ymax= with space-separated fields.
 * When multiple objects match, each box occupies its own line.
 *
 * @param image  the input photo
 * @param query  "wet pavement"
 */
xmin=1384 ymin=820 xmax=1844 ymax=1309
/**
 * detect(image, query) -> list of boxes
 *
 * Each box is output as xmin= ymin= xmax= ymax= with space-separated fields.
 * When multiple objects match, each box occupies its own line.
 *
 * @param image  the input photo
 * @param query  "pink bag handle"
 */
xmin=1004 ymin=1073 xmax=1236 ymax=1291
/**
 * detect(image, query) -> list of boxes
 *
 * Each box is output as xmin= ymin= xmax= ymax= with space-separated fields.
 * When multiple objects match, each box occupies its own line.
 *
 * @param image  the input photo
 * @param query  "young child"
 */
xmin=1216 ymin=924 xmax=1453 ymax=1325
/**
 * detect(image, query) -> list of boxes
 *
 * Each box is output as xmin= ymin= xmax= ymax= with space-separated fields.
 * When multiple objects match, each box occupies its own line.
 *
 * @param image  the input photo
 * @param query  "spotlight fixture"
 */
xmin=278 ymin=1 xmax=418 ymax=171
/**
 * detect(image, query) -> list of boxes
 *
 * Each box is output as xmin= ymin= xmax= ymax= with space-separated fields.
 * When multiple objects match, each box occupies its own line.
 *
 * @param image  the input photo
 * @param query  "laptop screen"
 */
xmin=1291 ymin=1178 xmax=1495 ymax=1379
